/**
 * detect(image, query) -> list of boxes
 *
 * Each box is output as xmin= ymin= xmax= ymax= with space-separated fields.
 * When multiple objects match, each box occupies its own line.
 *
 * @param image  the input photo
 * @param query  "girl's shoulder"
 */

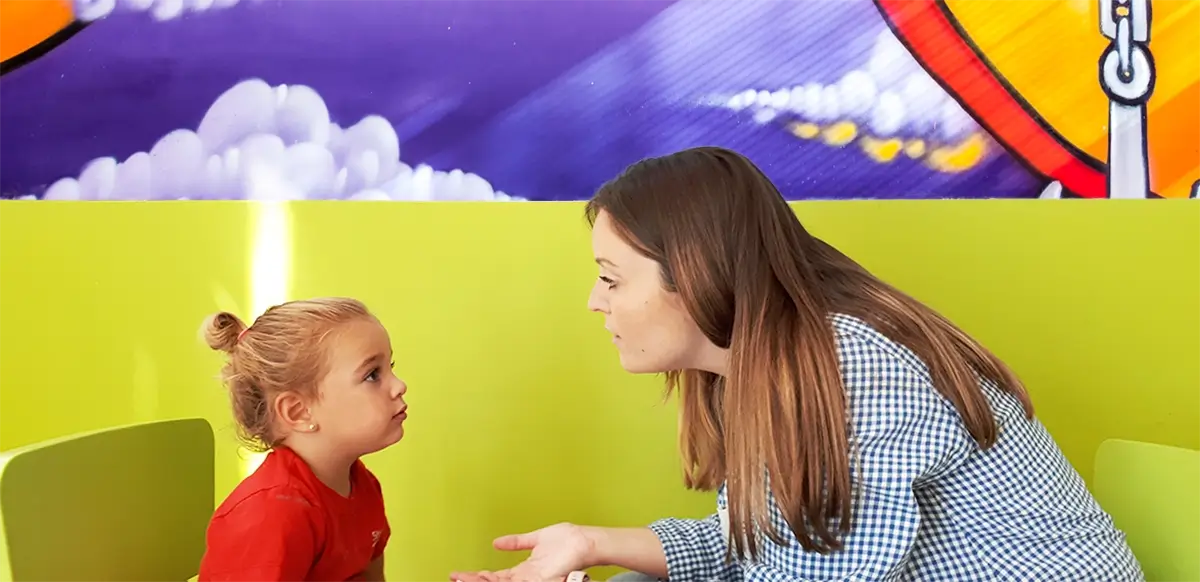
xmin=214 ymin=448 xmax=323 ymax=519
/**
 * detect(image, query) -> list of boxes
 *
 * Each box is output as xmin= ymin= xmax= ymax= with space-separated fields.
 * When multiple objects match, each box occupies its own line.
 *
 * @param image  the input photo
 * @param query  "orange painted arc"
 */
xmin=0 ymin=0 xmax=75 ymax=65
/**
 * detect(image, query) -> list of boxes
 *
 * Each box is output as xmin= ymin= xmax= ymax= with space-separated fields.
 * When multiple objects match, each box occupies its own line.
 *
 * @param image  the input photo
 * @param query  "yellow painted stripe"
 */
xmin=944 ymin=0 xmax=1198 ymax=198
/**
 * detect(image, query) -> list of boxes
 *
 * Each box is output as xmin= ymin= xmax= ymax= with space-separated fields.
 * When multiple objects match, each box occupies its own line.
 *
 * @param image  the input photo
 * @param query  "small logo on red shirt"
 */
xmin=371 ymin=530 xmax=382 ymax=548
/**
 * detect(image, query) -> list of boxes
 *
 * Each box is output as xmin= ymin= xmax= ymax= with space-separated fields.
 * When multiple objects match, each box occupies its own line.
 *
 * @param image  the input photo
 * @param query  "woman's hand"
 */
xmin=450 ymin=571 xmax=503 ymax=582
xmin=450 ymin=522 xmax=595 ymax=582
xmin=492 ymin=522 xmax=595 ymax=578
xmin=450 ymin=572 xmax=565 ymax=582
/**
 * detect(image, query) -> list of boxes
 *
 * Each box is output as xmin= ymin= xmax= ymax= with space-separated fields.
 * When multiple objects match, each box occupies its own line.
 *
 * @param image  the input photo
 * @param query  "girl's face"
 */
xmin=308 ymin=317 xmax=409 ymax=457
xmin=586 ymin=210 xmax=723 ymax=375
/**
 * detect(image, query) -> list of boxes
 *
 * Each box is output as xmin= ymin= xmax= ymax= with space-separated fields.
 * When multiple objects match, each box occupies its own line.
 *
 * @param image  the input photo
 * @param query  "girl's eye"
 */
xmin=365 ymin=368 xmax=380 ymax=382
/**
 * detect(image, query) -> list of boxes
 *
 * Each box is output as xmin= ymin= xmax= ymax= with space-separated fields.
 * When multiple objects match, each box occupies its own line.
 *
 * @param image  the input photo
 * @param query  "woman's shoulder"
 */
xmin=828 ymin=312 xmax=930 ymax=379
xmin=827 ymin=313 xmax=968 ymax=425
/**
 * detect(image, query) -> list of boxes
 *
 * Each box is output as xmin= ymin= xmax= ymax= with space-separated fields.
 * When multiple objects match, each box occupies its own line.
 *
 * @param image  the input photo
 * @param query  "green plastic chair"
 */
xmin=0 ymin=418 xmax=214 ymax=581
xmin=1093 ymin=439 xmax=1200 ymax=582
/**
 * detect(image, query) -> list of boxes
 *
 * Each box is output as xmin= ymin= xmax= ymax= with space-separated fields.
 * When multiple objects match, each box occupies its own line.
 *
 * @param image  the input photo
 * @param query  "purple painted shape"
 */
xmin=0 ymin=0 xmax=676 ymax=196
xmin=0 ymin=0 xmax=1044 ymax=201
xmin=431 ymin=0 xmax=1042 ymax=200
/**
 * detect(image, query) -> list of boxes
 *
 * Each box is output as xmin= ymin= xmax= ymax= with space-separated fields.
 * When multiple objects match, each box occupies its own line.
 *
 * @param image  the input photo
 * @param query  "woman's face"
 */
xmin=587 ymin=211 xmax=722 ymax=374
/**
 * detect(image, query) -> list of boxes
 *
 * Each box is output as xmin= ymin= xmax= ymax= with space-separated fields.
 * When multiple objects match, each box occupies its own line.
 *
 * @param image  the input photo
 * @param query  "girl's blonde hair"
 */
xmin=202 ymin=297 xmax=372 ymax=451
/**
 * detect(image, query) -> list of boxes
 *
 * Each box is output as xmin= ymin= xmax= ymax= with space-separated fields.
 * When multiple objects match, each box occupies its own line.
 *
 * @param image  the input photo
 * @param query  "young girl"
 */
xmin=197 ymin=297 xmax=408 ymax=581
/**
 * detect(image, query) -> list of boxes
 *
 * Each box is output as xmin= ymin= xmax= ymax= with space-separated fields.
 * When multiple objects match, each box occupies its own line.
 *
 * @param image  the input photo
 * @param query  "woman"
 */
xmin=452 ymin=147 xmax=1142 ymax=582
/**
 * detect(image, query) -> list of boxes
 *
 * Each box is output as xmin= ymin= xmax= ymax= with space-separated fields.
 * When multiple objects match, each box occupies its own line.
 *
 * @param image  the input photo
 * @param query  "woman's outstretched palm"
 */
xmin=451 ymin=522 xmax=592 ymax=582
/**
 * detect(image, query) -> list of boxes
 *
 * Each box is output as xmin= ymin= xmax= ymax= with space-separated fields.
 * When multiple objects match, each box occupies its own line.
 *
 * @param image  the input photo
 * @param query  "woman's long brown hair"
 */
xmin=585 ymin=147 xmax=1033 ymax=561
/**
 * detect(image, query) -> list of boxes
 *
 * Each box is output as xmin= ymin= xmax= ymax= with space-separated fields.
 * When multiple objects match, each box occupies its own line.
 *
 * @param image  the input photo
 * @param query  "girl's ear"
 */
xmin=273 ymin=391 xmax=315 ymax=432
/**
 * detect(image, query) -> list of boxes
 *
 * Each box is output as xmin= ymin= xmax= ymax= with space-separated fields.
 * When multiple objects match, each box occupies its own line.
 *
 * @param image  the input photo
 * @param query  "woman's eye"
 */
xmin=599 ymin=275 xmax=616 ymax=289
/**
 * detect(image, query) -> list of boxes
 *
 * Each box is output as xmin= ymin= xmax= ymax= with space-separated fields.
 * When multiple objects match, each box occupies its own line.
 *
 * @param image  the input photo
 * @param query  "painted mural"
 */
xmin=0 ymin=0 xmax=1196 ymax=201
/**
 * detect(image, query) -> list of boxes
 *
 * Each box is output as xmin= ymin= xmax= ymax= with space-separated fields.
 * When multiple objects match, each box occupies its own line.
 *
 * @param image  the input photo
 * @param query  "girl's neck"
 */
xmin=283 ymin=440 xmax=357 ymax=497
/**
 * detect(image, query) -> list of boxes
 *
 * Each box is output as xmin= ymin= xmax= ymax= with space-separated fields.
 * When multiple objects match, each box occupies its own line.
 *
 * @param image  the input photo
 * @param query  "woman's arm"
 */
xmin=473 ymin=517 xmax=740 ymax=582
xmin=584 ymin=514 xmax=743 ymax=582
xmin=582 ymin=526 xmax=666 ymax=578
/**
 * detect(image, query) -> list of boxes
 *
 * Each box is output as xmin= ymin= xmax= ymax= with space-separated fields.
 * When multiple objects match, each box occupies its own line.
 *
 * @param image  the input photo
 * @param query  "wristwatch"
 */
xmin=564 ymin=571 xmax=591 ymax=582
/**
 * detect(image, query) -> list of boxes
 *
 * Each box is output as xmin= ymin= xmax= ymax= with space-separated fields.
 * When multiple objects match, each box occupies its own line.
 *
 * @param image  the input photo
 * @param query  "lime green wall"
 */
xmin=1 ymin=200 xmax=1196 ymax=580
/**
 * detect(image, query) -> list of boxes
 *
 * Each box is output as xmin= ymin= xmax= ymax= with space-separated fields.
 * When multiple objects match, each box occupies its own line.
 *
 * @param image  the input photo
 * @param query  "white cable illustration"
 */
xmin=1099 ymin=0 xmax=1155 ymax=199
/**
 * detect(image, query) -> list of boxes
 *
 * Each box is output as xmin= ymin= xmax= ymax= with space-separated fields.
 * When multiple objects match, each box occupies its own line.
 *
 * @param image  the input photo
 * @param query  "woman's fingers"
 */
xmin=450 ymin=570 xmax=500 ymax=582
xmin=493 ymin=531 xmax=539 ymax=551
xmin=494 ymin=569 xmax=557 ymax=582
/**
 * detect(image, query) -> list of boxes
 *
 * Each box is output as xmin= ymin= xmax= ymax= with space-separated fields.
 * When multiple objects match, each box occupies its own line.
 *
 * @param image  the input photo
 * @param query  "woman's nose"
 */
xmin=587 ymin=285 xmax=607 ymax=313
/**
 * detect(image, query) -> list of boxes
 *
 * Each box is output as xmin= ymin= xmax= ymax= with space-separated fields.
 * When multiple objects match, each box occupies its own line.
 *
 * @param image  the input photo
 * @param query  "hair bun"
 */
xmin=202 ymin=311 xmax=247 ymax=353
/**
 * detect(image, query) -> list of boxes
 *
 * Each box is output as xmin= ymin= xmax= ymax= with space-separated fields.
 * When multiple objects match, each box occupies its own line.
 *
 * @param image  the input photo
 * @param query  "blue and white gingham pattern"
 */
xmin=647 ymin=314 xmax=1144 ymax=582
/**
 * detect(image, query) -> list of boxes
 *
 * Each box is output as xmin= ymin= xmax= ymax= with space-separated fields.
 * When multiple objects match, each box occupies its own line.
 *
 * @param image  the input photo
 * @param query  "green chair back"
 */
xmin=1094 ymin=438 xmax=1200 ymax=582
xmin=0 ymin=418 xmax=214 ymax=581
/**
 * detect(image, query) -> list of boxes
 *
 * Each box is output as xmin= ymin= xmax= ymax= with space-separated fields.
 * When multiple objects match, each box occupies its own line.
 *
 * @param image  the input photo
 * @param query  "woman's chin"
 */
xmin=618 ymin=354 xmax=664 ymax=375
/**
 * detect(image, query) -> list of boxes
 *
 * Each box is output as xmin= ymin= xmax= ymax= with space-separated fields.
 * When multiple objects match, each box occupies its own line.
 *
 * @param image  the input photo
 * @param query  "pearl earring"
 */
xmin=308 ymin=423 xmax=317 ymax=431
